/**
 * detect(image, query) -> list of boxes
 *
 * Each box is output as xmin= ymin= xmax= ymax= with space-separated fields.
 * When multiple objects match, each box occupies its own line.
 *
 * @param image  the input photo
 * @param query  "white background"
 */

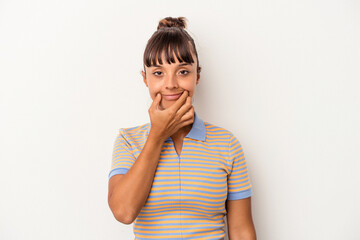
xmin=1 ymin=0 xmax=359 ymax=239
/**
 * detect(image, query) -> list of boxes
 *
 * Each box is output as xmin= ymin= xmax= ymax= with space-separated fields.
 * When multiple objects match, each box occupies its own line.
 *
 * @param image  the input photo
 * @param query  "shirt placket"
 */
xmin=169 ymin=137 xmax=185 ymax=239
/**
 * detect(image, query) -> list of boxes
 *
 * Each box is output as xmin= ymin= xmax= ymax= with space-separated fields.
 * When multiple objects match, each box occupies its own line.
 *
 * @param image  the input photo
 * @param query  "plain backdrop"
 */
xmin=1 ymin=0 xmax=359 ymax=239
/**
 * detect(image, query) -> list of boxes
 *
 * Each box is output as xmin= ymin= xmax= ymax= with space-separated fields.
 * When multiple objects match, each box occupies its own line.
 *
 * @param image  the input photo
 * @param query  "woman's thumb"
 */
xmin=152 ymin=93 xmax=161 ymax=109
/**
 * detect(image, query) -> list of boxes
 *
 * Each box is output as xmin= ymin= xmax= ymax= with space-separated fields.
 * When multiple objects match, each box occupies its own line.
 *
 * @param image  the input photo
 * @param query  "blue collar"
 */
xmin=147 ymin=110 xmax=206 ymax=142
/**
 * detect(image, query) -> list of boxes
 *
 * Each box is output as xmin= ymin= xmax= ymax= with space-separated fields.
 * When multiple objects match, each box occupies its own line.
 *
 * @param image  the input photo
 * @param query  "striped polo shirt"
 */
xmin=109 ymin=111 xmax=253 ymax=240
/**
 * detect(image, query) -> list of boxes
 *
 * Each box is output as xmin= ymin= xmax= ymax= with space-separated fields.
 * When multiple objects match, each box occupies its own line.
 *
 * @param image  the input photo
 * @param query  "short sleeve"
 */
xmin=108 ymin=128 xmax=136 ymax=180
xmin=227 ymin=134 xmax=253 ymax=200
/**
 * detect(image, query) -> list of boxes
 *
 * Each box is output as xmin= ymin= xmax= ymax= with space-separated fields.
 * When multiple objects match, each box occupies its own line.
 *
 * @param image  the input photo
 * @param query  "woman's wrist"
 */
xmin=148 ymin=129 xmax=167 ymax=145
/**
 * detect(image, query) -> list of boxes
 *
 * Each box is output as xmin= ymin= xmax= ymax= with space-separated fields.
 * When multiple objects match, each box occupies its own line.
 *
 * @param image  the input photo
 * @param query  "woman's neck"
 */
xmin=170 ymin=123 xmax=193 ymax=142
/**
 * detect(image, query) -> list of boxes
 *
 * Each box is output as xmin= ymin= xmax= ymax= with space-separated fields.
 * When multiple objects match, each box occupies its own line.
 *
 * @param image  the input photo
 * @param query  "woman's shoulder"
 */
xmin=117 ymin=122 xmax=149 ymax=139
xmin=203 ymin=121 xmax=245 ymax=157
xmin=203 ymin=121 xmax=239 ymax=140
xmin=201 ymin=120 xmax=245 ymax=162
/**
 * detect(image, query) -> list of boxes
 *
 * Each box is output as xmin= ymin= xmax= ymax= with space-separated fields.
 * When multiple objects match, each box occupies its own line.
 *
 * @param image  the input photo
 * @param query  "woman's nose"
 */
xmin=164 ymin=74 xmax=178 ymax=89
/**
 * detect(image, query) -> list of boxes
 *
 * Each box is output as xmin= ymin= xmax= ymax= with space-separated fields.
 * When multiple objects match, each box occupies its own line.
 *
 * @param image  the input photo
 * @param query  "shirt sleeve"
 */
xmin=108 ymin=128 xmax=136 ymax=180
xmin=227 ymin=133 xmax=253 ymax=200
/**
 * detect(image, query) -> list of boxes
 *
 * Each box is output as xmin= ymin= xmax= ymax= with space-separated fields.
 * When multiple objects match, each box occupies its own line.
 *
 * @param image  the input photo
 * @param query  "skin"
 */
xmin=139 ymin=50 xmax=256 ymax=239
xmin=141 ymin=50 xmax=200 ymax=148
xmin=226 ymin=198 xmax=257 ymax=240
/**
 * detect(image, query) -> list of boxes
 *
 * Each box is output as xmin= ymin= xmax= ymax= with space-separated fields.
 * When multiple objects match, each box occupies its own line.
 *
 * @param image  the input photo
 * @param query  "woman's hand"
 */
xmin=148 ymin=90 xmax=194 ymax=141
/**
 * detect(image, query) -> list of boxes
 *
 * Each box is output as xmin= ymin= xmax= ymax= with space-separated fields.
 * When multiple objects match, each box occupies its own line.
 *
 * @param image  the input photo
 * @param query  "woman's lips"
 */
xmin=162 ymin=92 xmax=183 ymax=100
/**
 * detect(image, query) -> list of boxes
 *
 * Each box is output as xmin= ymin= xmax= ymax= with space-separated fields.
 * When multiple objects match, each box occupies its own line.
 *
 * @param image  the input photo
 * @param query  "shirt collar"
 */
xmin=147 ymin=110 xmax=206 ymax=142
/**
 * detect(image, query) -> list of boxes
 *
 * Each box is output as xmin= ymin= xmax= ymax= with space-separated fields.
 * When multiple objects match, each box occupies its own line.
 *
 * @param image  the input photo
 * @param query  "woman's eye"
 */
xmin=153 ymin=71 xmax=162 ymax=76
xmin=180 ymin=70 xmax=189 ymax=75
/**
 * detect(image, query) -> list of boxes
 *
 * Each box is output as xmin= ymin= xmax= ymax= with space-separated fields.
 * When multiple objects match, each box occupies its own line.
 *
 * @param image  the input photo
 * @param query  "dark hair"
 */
xmin=143 ymin=17 xmax=201 ymax=74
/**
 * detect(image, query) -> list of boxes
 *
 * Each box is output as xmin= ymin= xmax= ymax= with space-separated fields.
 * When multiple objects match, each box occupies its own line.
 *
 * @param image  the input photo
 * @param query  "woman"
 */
xmin=108 ymin=16 xmax=256 ymax=240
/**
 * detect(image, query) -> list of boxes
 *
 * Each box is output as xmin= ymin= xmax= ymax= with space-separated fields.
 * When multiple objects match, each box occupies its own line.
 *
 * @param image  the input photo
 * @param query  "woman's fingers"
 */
xmin=177 ymin=95 xmax=193 ymax=118
xmin=148 ymin=90 xmax=194 ymax=140
xmin=169 ymin=90 xmax=189 ymax=113
xmin=179 ymin=106 xmax=195 ymax=126
xmin=149 ymin=93 xmax=161 ymax=112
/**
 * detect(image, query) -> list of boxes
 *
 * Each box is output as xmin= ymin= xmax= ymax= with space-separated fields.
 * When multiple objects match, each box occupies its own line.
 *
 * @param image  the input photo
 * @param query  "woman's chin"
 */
xmin=160 ymin=101 xmax=174 ymax=110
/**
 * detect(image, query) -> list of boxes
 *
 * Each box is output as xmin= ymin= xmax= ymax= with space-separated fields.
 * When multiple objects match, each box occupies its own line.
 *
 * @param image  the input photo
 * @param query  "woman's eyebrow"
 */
xmin=150 ymin=63 xmax=192 ymax=68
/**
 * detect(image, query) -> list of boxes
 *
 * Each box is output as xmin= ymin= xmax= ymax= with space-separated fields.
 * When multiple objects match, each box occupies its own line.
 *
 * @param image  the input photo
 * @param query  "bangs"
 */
xmin=144 ymin=31 xmax=196 ymax=68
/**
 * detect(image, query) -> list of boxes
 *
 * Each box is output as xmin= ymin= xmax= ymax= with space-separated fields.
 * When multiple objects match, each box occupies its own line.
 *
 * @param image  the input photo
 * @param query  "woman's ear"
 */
xmin=196 ymin=66 xmax=201 ymax=85
xmin=141 ymin=70 xmax=148 ymax=87
xmin=196 ymin=72 xmax=200 ymax=85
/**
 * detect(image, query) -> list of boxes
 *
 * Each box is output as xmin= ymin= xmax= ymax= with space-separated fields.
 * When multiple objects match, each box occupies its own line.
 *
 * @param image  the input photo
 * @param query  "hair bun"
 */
xmin=157 ymin=17 xmax=187 ymax=30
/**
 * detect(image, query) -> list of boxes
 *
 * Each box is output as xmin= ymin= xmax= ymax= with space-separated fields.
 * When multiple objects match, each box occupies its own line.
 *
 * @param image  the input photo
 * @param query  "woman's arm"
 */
xmin=108 ymin=131 xmax=166 ymax=224
xmin=225 ymin=197 xmax=256 ymax=240
xmin=108 ymin=91 xmax=192 ymax=224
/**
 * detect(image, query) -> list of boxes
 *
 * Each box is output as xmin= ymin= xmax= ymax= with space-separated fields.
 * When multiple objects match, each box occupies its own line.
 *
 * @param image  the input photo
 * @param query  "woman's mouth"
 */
xmin=162 ymin=92 xmax=183 ymax=101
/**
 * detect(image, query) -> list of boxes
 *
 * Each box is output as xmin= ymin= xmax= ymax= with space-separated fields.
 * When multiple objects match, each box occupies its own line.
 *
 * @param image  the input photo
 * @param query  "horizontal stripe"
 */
xmin=109 ymin=111 xmax=252 ymax=239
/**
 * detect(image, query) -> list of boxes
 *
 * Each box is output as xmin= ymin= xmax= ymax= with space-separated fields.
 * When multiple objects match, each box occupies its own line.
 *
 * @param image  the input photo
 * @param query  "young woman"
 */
xmin=108 ymin=16 xmax=256 ymax=240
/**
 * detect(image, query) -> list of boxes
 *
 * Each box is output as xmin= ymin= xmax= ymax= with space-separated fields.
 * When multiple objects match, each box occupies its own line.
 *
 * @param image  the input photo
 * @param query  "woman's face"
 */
xmin=142 ymin=52 xmax=200 ymax=110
